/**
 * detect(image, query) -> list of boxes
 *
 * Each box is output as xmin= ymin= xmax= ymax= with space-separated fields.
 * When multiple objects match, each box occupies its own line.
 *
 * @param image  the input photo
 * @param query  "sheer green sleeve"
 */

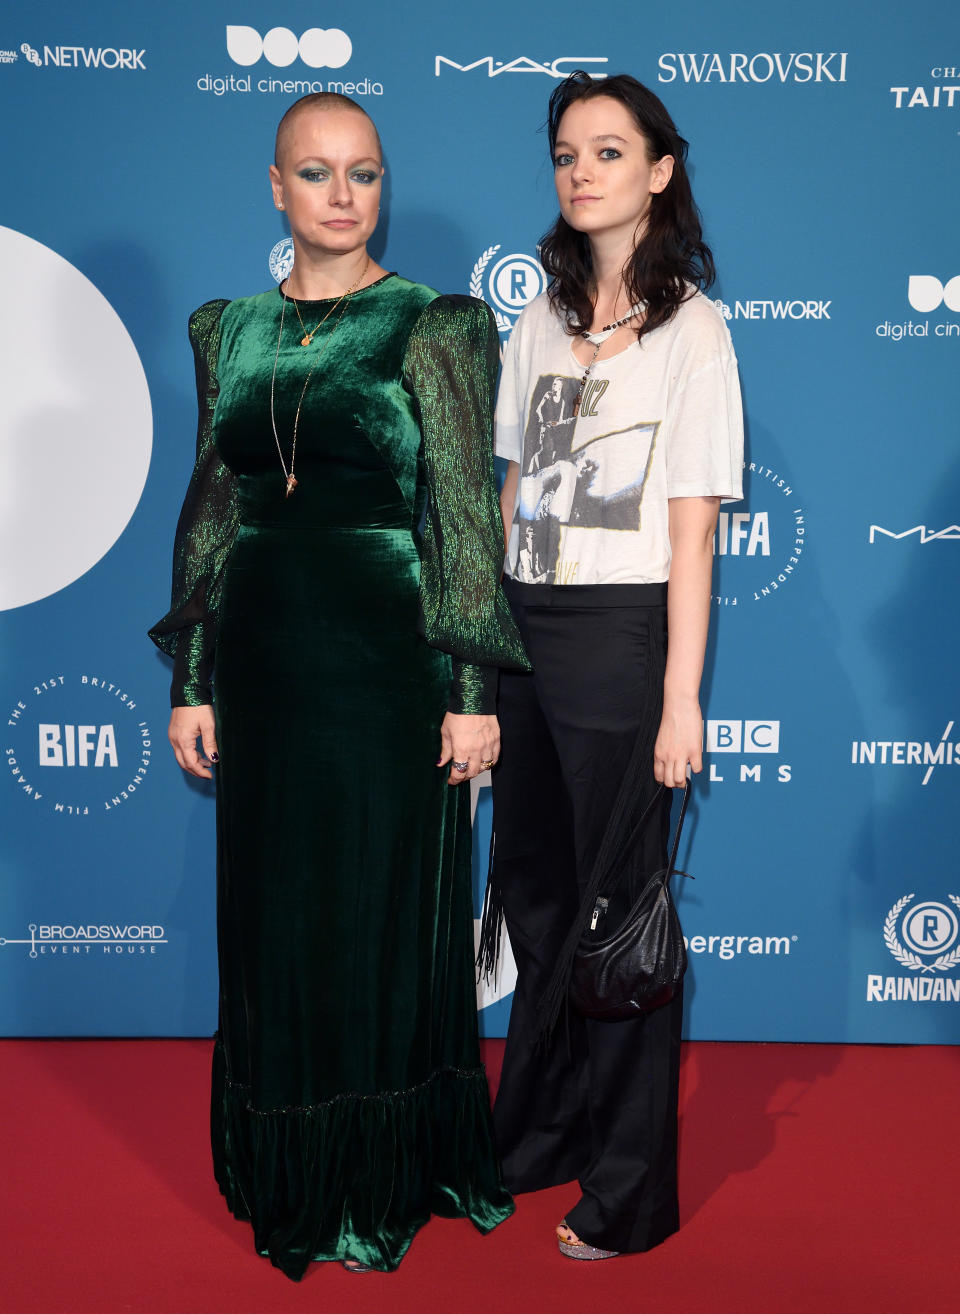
xmin=148 ymin=299 xmax=239 ymax=707
xmin=404 ymin=294 xmax=530 ymax=715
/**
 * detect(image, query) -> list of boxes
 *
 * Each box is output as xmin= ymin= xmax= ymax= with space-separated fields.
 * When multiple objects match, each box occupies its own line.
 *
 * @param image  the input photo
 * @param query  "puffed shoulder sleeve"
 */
xmin=404 ymin=294 xmax=530 ymax=715
xmin=148 ymin=299 xmax=239 ymax=707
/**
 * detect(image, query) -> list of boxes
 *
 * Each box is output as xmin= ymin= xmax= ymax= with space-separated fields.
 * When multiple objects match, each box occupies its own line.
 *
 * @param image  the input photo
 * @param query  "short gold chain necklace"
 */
xmin=269 ymin=257 xmax=369 ymax=497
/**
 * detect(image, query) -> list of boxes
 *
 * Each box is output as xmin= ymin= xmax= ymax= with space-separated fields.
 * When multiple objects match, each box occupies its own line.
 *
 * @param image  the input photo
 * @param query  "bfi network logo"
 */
xmin=705 ymin=720 xmax=791 ymax=783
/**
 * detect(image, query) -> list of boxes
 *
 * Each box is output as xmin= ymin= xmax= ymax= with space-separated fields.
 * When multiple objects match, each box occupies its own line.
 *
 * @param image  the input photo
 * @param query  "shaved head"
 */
xmin=274 ymin=92 xmax=382 ymax=169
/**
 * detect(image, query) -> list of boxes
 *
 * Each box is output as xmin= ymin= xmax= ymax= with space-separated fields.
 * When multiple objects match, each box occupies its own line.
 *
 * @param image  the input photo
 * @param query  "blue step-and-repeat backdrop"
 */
xmin=1 ymin=1 xmax=958 ymax=1042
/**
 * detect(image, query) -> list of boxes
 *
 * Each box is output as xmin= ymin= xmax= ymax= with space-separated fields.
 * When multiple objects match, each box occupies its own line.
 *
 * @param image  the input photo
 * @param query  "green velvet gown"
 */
xmin=150 ymin=274 xmax=528 ymax=1278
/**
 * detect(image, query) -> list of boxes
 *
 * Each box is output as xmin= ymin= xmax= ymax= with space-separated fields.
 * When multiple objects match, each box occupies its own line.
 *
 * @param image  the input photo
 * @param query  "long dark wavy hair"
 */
xmin=541 ymin=71 xmax=715 ymax=344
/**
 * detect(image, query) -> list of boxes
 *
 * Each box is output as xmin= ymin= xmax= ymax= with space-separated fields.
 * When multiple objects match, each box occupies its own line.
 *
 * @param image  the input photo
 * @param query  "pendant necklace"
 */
xmin=269 ymin=256 xmax=369 ymax=496
xmin=571 ymin=302 xmax=643 ymax=417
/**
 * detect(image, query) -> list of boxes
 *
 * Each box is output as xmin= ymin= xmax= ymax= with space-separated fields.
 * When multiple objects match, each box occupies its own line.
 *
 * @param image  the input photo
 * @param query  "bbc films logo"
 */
xmin=705 ymin=719 xmax=791 ymax=784
xmin=851 ymin=720 xmax=957 ymax=787
xmin=0 ymin=923 xmax=167 ymax=959
xmin=867 ymin=894 xmax=960 ymax=1003
xmin=712 ymin=460 xmax=806 ymax=607
xmin=470 ymin=244 xmax=547 ymax=343
xmin=5 ymin=674 xmax=152 ymax=817
xmin=889 ymin=64 xmax=960 ymax=109
xmin=875 ymin=275 xmax=960 ymax=342
xmin=10 ymin=41 xmax=145 ymax=69
xmin=713 ymin=297 xmax=831 ymax=323
xmin=197 ymin=25 xmax=383 ymax=97
xmin=657 ymin=51 xmax=848 ymax=84
xmin=435 ymin=55 xmax=608 ymax=78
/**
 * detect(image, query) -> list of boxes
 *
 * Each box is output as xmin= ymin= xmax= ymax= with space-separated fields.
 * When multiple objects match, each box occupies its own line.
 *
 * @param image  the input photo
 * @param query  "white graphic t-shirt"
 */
xmin=496 ymin=290 xmax=743 ymax=585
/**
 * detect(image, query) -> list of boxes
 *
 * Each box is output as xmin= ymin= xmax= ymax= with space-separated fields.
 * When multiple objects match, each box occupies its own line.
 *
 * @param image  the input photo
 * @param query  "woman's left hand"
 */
xmin=438 ymin=712 xmax=500 ymax=785
xmin=654 ymin=694 xmax=703 ymax=788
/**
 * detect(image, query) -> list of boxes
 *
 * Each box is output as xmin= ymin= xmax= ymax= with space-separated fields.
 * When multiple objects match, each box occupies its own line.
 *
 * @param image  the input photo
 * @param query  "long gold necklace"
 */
xmin=270 ymin=257 xmax=369 ymax=497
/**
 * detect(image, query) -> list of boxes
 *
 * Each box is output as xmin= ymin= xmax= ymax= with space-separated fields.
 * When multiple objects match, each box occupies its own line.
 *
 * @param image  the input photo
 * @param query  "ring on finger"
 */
xmin=453 ymin=760 xmax=469 ymax=773
xmin=480 ymin=759 xmax=495 ymax=771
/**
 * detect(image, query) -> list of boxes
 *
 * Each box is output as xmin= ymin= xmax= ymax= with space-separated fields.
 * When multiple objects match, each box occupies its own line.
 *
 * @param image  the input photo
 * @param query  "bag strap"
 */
xmin=536 ymin=780 xmax=691 ymax=1042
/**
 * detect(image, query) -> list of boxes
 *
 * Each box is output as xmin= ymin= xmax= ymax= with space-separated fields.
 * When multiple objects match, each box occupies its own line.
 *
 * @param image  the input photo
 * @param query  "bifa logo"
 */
xmin=5 ymin=674 xmax=151 ymax=817
xmin=38 ymin=725 xmax=117 ymax=768
xmin=868 ymin=524 xmax=960 ymax=544
xmin=867 ymin=893 xmax=960 ymax=1002
xmin=713 ymin=461 xmax=806 ymax=608
xmin=907 ymin=275 xmax=960 ymax=313
xmin=704 ymin=720 xmax=791 ymax=783
xmin=226 ymin=26 xmax=351 ymax=69
xmin=470 ymin=245 xmax=547 ymax=344
xmin=715 ymin=511 xmax=769 ymax=557
xmin=435 ymin=56 xmax=607 ymax=78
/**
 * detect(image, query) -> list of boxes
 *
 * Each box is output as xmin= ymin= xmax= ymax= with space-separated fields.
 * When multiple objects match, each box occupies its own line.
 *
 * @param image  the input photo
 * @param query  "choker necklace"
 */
xmin=572 ymin=302 xmax=643 ymax=417
xmin=270 ymin=257 xmax=370 ymax=496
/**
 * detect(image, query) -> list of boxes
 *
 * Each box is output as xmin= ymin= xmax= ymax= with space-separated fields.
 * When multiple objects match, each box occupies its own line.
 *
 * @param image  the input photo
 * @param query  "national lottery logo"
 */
xmin=470 ymin=245 xmax=547 ymax=340
xmin=5 ymin=674 xmax=151 ymax=817
xmin=269 ymin=237 xmax=294 ymax=284
xmin=712 ymin=459 xmax=806 ymax=607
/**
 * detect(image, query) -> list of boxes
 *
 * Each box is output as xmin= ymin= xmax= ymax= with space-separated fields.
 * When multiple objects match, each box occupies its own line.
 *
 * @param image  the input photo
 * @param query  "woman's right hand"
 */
xmin=168 ymin=704 xmax=219 ymax=779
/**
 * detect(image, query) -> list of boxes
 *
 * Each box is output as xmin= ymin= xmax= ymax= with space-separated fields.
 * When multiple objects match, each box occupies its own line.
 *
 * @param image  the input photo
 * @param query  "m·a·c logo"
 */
xmin=907 ymin=276 xmax=960 ymax=313
xmin=226 ymin=26 xmax=351 ymax=69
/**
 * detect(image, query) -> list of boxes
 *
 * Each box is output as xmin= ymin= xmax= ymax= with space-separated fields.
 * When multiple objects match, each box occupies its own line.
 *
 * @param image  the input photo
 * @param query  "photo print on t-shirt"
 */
xmin=516 ymin=373 xmax=660 ymax=585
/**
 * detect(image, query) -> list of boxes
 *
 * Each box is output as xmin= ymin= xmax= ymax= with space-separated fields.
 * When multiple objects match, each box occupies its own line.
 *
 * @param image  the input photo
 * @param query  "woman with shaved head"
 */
xmin=151 ymin=93 xmax=526 ymax=1278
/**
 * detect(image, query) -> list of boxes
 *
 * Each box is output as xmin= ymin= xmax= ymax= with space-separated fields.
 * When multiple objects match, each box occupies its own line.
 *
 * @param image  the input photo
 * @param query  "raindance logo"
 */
xmin=850 ymin=720 xmax=958 ymax=786
xmin=875 ymin=275 xmax=960 ymax=341
xmin=867 ymin=894 xmax=960 ymax=1002
xmin=712 ymin=460 xmax=805 ymax=606
xmin=713 ymin=297 xmax=831 ymax=322
xmin=5 ymin=674 xmax=151 ymax=817
xmin=0 ymin=923 xmax=167 ymax=959
xmin=705 ymin=719 xmax=792 ymax=784
xmin=269 ymin=237 xmax=294 ymax=284
xmin=470 ymin=245 xmax=546 ymax=344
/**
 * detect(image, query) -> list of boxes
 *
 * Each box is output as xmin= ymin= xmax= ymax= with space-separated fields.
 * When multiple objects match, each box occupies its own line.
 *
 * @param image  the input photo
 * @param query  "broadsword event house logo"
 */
xmin=0 ymin=922 xmax=167 ymax=959
xmin=867 ymin=894 xmax=960 ymax=1002
xmin=470 ymin=245 xmax=547 ymax=344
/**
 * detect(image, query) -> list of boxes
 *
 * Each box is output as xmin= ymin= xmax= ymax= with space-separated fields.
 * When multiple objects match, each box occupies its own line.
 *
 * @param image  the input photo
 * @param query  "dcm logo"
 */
xmin=226 ymin=26 xmax=351 ymax=69
xmin=907 ymin=276 xmax=960 ymax=313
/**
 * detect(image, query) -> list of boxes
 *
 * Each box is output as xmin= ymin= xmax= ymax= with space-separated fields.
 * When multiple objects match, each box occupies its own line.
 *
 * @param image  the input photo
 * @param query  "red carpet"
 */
xmin=2 ymin=1039 xmax=957 ymax=1313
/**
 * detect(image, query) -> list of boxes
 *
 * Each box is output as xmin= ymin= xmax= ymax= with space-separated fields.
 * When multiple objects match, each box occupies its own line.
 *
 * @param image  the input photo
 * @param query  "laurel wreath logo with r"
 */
xmin=883 ymin=893 xmax=960 ymax=973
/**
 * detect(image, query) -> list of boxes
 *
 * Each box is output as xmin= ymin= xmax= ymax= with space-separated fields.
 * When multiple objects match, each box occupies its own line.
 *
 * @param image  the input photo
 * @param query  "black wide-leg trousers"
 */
xmin=492 ymin=580 xmax=683 ymax=1254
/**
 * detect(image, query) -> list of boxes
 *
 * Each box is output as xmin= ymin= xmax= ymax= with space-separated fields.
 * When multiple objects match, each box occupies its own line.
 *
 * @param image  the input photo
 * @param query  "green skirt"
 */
xmin=210 ymin=522 xmax=512 ymax=1277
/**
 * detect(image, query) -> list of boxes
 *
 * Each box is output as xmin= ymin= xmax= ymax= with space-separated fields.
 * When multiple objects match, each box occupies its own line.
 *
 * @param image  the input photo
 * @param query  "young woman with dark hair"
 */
xmin=485 ymin=70 xmax=743 ymax=1261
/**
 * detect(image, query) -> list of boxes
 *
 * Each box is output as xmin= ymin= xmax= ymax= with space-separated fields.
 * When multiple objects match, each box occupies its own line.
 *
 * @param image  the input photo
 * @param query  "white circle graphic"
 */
xmin=262 ymin=26 xmax=299 ymax=68
xmin=0 ymin=227 xmax=152 ymax=611
xmin=299 ymin=28 xmax=352 ymax=69
xmin=902 ymin=902 xmax=958 ymax=956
